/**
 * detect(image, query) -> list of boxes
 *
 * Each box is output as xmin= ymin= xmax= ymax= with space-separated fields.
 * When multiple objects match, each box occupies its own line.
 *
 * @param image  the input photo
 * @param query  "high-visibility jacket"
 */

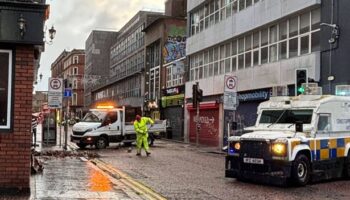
xmin=133 ymin=117 xmax=154 ymax=135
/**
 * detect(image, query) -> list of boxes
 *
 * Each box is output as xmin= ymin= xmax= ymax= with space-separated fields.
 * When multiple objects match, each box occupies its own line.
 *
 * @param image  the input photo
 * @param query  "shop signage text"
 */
xmin=238 ymin=90 xmax=270 ymax=102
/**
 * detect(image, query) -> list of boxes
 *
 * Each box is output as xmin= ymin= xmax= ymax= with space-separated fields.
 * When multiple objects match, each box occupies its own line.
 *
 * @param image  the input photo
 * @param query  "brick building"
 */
xmin=51 ymin=49 xmax=85 ymax=119
xmin=0 ymin=0 xmax=50 ymax=193
xmin=32 ymin=91 xmax=48 ymax=113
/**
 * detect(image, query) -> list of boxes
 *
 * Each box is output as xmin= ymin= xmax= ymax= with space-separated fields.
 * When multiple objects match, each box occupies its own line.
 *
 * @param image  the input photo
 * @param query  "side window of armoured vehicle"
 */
xmin=317 ymin=114 xmax=331 ymax=133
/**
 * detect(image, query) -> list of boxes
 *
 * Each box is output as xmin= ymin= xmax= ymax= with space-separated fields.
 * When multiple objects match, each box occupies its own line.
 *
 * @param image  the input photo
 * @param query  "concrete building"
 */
xmin=91 ymin=11 xmax=163 ymax=122
xmin=0 ymin=0 xmax=50 ymax=193
xmin=184 ymin=0 xmax=345 ymax=148
xmin=84 ymin=30 xmax=118 ymax=108
xmin=143 ymin=0 xmax=187 ymax=140
xmin=51 ymin=49 xmax=85 ymax=119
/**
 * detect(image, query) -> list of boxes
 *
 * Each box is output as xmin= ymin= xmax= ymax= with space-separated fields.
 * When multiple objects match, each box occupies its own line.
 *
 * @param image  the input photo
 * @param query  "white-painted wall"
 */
xmin=185 ymin=52 xmax=320 ymax=98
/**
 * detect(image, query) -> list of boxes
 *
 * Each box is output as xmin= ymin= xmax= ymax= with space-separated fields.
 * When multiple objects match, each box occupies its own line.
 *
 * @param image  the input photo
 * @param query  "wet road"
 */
xmin=29 ymin=157 xmax=143 ymax=200
xmin=86 ymin=140 xmax=350 ymax=200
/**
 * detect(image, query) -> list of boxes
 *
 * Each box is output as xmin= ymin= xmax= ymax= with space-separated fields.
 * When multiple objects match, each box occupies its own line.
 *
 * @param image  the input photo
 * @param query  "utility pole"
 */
xmin=64 ymin=98 xmax=69 ymax=150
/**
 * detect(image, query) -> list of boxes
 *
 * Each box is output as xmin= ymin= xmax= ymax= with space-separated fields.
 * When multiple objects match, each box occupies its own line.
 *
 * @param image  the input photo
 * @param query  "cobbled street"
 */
xmin=78 ymin=140 xmax=350 ymax=200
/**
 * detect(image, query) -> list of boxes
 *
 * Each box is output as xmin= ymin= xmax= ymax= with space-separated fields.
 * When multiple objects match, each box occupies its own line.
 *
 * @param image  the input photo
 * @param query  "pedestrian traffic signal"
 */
xmin=296 ymin=69 xmax=307 ymax=95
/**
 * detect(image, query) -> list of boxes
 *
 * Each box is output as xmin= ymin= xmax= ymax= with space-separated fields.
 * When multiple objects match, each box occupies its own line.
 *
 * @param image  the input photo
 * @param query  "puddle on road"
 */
xmin=88 ymin=165 xmax=112 ymax=192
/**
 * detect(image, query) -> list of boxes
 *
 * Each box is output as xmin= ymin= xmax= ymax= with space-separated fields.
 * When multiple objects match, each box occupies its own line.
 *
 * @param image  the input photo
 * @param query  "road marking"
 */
xmin=91 ymin=158 xmax=166 ymax=200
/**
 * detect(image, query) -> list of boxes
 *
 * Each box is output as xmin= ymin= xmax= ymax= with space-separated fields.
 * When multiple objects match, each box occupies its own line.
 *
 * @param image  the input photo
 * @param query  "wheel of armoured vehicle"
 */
xmin=77 ymin=143 xmax=87 ymax=149
xmin=95 ymin=137 xmax=107 ymax=149
xmin=345 ymin=151 xmax=350 ymax=178
xmin=291 ymin=154 xmax=310 ymax=186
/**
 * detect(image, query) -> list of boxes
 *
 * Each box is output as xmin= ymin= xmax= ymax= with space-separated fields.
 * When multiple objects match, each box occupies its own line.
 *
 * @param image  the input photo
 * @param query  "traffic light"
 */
xmin=192 ymin=84 xmax=203 ymax=108
xmin=296 ymin=69 xmax=307 ymax=95
xmin=197 ymin=89 xmax=203 ymax=103
xmin=192 ymin=84 xmax=198 ymax=108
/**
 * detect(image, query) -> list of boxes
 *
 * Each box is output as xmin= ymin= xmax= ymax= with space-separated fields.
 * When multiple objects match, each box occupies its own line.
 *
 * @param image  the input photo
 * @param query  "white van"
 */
xmin=71 ymin=106 xmax=167 ymax=149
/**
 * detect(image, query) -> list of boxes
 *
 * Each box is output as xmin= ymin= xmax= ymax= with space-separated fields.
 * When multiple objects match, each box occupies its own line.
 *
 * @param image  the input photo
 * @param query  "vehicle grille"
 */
xmin=240 ymin=140 xmax=270 ymax=159
xmin=73 ymin=131 xmax=86 ymax=136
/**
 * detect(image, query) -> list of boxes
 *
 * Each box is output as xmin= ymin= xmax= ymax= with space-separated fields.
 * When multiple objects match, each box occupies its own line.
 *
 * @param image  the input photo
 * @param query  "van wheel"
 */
xmin=291 ymin=154 xmax=310 ymax=186
xmin=123 ymin=142 xmax=132 ymax=147
xmin=77 ymin=143 xmax=87 ymax=149
xmin=148 ymin=136 xmax=154 ymax=147
xmin=96 ymin=137 xmax=107 ymax=149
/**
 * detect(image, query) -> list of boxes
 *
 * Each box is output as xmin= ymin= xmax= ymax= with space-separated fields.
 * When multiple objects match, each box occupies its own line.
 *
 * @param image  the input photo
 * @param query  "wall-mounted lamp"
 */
xmin=17 ymin=14 xmax=26 ymax=38
xmin=320 ymin=23 xmax=340 ymax=44
xmin=44 ymin=25 xmax=56 ymax=45
xmin=39 ymin=73 xmax=43 ymax=81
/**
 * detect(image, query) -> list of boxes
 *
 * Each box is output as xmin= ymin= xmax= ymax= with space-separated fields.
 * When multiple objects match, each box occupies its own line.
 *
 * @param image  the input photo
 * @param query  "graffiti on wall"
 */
xmin=163 ymin=26 xmax=186 ymax=64
xmin=193 ymin=116 xmax=219 ymax=136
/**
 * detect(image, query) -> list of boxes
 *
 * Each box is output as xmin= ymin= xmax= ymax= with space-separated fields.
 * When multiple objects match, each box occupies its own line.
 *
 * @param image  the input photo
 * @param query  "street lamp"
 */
xmin=320 ymin=22 xmax=340 ymax=94
xmin=44 ymin=25 xmax=56 ymax=45
xmin=17 ymin=14 xmax=26 ymax=38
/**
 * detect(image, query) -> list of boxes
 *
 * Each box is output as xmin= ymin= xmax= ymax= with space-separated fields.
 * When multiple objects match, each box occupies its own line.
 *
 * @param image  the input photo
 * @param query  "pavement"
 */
xmin=0 ymin=124 xmax=160 ymax=200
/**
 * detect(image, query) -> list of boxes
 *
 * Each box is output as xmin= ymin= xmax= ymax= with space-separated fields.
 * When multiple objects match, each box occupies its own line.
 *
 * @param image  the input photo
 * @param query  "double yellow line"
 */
xmin=90 ymin=158 xmax=166 ymax=200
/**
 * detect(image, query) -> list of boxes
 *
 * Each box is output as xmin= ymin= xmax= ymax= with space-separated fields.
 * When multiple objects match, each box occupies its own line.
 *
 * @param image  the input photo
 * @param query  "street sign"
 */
xmin=48 ymin=78 xmax=63 ymax=109
xmin=224 ymin=92 xmax=238 ymax=110
xmin=48 ymin=78 xmax=63 ymax=92
xmin=224 ymin=75 xmax=238 ymax=110
xmin=64 ymin=88 xmax=72 ymax=97
xmin=224 ymin=75 xmax=237 ymax=92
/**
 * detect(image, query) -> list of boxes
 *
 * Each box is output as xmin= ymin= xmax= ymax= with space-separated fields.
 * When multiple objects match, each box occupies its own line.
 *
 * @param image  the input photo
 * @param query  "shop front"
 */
xmin=161 ymin=86 xmax=184 ymax=140
xmin=187 ymin=102 xmax=220 ymax=147
xmin=236 ymin=88 xmax=271 ymax=127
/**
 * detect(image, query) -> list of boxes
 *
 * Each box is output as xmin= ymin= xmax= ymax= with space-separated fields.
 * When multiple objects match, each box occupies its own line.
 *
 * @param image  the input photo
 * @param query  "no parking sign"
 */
xmin=48 ymin=78 xmax=63 ymax=108
xmin=224 ymin=75 xmax=238 ymax=110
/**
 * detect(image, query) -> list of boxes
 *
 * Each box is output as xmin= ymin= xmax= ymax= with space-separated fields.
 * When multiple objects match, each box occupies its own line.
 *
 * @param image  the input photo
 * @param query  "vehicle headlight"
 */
xmin=234 ymin=142 xmax=241 ymax=150
xmin=272 ymin=143 xmax=287 ymax=156
xmin=229 ymin=141 xmax=241 ymax=154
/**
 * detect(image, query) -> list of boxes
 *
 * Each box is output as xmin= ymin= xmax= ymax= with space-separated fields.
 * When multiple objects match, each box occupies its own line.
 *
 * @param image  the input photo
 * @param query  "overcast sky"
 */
xmin=34 ymin=0 xmax=165 ymax=91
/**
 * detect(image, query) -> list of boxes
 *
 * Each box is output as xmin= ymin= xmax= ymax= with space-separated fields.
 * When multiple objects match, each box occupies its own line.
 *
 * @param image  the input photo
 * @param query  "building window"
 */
xmin=73 ymin=93 xmax=77 ymax=106
xmin=190 ymin=0 xmax=262 ymax=36
xmin=73 ymin=56 xmax=79 ymax=64
xmin=73 ymin=79 xmax=78 ymax=89
xmin=166 ymin=60 xmax=185 ymax=87
xmin=73 ymin=67 xmax=78 ymax=75
xmin=0 ymin=50 xmax=13 ymax=130
xmin=189 ymin=8 xmax=321 ymax=81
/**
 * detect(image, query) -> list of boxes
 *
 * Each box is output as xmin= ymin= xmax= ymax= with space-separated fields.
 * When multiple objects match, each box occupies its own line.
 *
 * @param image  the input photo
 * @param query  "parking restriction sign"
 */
xmin=48 ymin=78 xmax=63 ymax=109
xmin=224 ymin=75 xmax=237 ymax=92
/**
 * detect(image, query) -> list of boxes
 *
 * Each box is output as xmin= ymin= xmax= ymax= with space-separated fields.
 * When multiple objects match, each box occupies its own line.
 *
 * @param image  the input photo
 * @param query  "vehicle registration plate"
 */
xmin=243 ymin=157 xmax=264 ymax=165
xmin=73 ymin=140 xmax=80 ymax=143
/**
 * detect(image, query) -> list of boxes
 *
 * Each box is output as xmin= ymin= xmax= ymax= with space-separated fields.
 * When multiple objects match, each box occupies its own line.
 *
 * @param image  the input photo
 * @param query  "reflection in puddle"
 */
xmin=89 ymin=167 xmax=112 ymax=192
